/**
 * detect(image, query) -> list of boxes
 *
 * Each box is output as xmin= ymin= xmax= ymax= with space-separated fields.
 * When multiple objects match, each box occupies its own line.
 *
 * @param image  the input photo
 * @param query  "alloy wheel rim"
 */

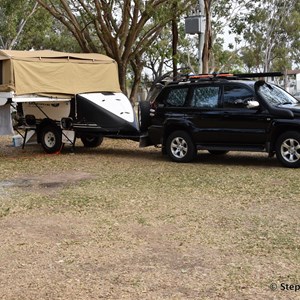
xmin=281 ymin=138 xmax=300 ymax=163
xmin=171 ymin=137 xmax=188 ymax=158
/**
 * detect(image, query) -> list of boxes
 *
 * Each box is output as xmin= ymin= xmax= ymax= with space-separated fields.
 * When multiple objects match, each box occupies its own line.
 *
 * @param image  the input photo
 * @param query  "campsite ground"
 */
xmin=0 ymin=136 xmax=299 ymax=300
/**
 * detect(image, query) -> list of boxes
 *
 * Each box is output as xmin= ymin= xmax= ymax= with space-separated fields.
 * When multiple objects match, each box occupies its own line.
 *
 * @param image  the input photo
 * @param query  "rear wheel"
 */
xmin=166 ymin=131 xmax=196 ymax=163
xmin=40 ymin=125 xmax=63 ymax=154
xmin=275 ymin=131 xmax=300 ymax=168
xmin=81 ymin=135 xmax=103 ymax=148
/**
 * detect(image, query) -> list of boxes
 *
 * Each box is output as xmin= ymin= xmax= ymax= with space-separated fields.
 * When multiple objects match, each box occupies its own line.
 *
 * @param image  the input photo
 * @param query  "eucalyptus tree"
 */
xmin=0 ymin=0 xmax=79 ymax=51
xmin=228 ymin=0 xmax=299 ymax=72
xmin=0 ymin=0 xmax=38 ymax=49
xmin=36 ymin=0 xmax=194 ymax=101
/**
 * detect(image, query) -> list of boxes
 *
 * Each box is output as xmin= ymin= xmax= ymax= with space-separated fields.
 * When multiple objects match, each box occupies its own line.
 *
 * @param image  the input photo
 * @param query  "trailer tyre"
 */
xmin=40 ymin=125 xmax=63 ymax=154
xmin=81 ymin=135 xmax=103 ymax=148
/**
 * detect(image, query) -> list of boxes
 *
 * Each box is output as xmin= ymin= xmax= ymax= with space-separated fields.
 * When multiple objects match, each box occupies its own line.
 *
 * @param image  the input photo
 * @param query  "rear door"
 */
xmin=149 ymin=85 xmax=190 ymax=145
xmin=185 ymin=83 xmax=224 ymax=143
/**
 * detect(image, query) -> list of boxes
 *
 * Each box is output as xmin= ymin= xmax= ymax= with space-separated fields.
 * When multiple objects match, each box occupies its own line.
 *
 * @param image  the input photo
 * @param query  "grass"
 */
xmin=0 ymin=136 xmax=299 ymax=299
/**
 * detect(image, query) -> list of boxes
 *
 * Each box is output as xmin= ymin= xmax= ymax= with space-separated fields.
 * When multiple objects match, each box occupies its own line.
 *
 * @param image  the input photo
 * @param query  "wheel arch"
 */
xmin=162 ymin=121 xmax=194 ymax=147
xmin=269 ymin=124 xmax=300 ymax=152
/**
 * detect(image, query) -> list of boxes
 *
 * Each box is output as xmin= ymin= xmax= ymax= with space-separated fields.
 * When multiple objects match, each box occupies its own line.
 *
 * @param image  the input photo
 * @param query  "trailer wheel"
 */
xmin=81 ymin=135 xmax=103 ymax=148
xmin=40 ymin=125 xmax=63 ymax=153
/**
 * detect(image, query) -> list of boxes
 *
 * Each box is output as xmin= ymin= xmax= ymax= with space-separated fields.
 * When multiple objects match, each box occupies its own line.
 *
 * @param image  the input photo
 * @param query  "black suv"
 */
xmin=142 ymin=72 xmax=300 ymax=168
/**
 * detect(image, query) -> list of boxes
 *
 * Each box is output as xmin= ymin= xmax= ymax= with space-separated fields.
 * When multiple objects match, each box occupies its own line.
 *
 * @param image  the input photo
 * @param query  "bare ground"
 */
xmin=0 ymin=136 xmax=299 ymax=300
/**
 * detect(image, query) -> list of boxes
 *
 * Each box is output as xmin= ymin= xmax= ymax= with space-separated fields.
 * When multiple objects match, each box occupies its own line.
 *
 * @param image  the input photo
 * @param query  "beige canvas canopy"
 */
xmin=0 ymin=50 xmax=121 ymax=96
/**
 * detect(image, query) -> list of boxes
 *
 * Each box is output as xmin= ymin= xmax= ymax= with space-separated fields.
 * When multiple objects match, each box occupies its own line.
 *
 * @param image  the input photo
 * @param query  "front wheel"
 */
xmin=166 ymin=131 xmax=196 ymax=163
xmin=40 ymin=125 xmax=63 ymax=154
xmin=275 ymin=131 xmax=300 ymax=168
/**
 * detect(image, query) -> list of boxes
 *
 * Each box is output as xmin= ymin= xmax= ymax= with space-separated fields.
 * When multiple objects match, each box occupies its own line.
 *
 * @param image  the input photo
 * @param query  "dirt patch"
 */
xmin=0 ymin=172 xmax=94 ymax=195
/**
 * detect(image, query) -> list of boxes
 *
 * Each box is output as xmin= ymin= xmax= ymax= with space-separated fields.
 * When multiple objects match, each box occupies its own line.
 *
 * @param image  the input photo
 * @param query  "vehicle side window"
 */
xmin=191 ymin=86 xmax=220 ymax=108
xmin=223 ymin=85 xmax=255 ymax=108
xmin=165 ymin=88 xmax=188 ymax=107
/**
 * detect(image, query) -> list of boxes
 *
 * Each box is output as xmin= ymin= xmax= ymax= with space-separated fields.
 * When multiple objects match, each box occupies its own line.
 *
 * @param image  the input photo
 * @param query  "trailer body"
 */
xmin=0 ymin=50 xmax=139 ymax=152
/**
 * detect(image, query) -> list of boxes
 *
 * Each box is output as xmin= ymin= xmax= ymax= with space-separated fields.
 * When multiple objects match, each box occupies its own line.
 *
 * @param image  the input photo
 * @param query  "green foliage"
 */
xmin=226 ymin=0 xmax=300 ymax=71
xmin=0 ymin=0 xmax=79 ymax=51
xmin=20 ymin=8 xmax=81 ymax=52
xmin=1 ymin=0 xmax=298 ymax=91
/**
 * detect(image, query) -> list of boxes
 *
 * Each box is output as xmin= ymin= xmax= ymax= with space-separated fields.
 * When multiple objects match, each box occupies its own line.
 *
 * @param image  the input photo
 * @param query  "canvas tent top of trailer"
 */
xmin=0 ymin=49 xmax=121 ymax=97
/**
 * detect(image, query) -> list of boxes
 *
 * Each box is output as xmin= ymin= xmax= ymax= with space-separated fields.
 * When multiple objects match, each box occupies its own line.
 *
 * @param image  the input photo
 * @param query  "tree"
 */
xmin=0 ymin=0 xmax=79 ymax=51
xmin=36 ymin=0 xmax=194 ymax=102
xmin=228 ymin=0 xmax=299 ymax=72
xmin=0 ymin=0 xmax=38 ymax=49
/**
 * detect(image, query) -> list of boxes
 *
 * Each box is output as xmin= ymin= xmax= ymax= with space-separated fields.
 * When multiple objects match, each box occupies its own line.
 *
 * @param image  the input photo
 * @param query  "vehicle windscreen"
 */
xmin=257 ymin=82 xmax=299 ymax=106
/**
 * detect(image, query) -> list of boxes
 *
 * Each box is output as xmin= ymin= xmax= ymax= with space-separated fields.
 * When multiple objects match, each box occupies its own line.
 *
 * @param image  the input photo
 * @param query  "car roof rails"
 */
xmin=152 ymin=71 xmax=284 ymax=88
xmin=232 ymin=72 xmax=283 ymax=78
xmin=188 ymin=73 xmax=235 ymax=81
xmin=188 ymin=72 xmax=283 ymax=81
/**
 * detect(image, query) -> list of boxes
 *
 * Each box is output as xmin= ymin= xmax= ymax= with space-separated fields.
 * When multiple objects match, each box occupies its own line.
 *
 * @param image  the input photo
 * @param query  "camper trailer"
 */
xmin=0 ymin=50 xmax=140 ymax=153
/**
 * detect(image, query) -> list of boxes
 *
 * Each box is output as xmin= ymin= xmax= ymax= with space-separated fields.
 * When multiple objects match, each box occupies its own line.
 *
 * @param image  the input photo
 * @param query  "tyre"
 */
xmin=208 ymin=150 xmax=229 ymax=155
xmin=275 ymin=131 xmax=300 ymax=168
xmin=40 ymin=125 xmax=63 ymax=154
xmin=138 ymin=101 xmax=151 ymax=132
xmin=166 ymin=131 xmax=196 ymax=163
xmin=81 ymin=135 xmax=103 ymax=148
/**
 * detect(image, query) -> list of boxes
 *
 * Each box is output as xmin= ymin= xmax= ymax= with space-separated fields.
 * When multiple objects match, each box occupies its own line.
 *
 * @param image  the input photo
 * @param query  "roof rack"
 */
xmin=189 ymin=73 xmax=234 ymax=80
xmin=232 ymin=72 xmax=283 ymax=78
xmin=151 ymin=70 xmax=284 ymax=88
xmin=187 ymin=72 xmax=283 ymax=81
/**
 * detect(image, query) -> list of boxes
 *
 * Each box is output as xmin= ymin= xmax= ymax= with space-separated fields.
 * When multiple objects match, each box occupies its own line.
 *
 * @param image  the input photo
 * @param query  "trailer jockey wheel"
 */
xmin=81 ymin=135 xmax=103 ymax=148
xmin=41 ymin=125 xmax=63 ymax=153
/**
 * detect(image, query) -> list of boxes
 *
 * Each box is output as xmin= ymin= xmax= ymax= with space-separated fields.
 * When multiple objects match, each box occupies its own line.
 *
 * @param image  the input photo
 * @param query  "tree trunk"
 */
xmin=118 ymin=61 xmax=128 ymax=97
xmin=172 ymin=3 xmax=178 ymax=79
xmin=130 ymin=59 xmax=143 ymax=104
xmin=203 ymin=0 xmax=212 ymax=74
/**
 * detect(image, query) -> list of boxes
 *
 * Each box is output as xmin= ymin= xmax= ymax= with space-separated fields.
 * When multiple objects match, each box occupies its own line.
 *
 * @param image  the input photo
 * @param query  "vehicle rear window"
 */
xmin=191 ymin=86 xmax=220 ymax=108
xmin=165 ymin=87 xmax=188 ymax=107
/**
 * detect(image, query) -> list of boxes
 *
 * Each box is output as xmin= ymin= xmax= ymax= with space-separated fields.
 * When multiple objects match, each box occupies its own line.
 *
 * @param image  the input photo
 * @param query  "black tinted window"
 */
xmin=223 ymin=85 xmax=254 ymax=108
xmin=165 ymin=88 xmax=188 ymax=107
xmin=191 ymin=86 xmax=220 ymax=108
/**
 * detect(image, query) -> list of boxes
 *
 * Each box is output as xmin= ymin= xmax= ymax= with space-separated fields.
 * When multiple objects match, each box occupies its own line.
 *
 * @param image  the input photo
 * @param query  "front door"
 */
xmin=217 ymin=83 xmax=272 ymax=146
